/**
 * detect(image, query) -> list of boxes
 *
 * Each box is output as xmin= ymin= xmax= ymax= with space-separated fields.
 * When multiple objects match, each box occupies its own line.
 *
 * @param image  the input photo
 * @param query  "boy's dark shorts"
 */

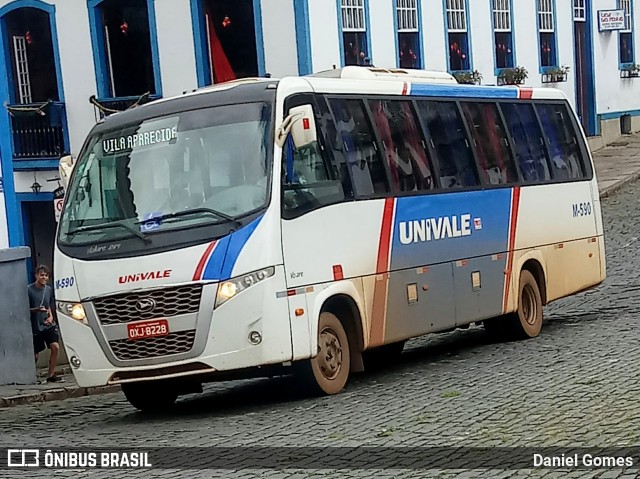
xmin=33 ymin=327 xmax=60 ymax=354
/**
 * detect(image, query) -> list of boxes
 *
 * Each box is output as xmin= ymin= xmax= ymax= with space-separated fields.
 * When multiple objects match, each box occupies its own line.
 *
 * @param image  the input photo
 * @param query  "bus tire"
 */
xmin=508 ymin=269 xmax=543 ymax=339
xmin=122 ymin=381 xmax=178 ymax=413
xmin=299 ymin=312 xmax=351 ymax=395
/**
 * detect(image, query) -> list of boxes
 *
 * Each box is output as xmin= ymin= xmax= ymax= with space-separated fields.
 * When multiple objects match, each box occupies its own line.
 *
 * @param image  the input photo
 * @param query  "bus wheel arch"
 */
xmin=320 ymin=294 xmax=365 ymax=374
xmin=521 ymin=258 xmax=547 ymax=306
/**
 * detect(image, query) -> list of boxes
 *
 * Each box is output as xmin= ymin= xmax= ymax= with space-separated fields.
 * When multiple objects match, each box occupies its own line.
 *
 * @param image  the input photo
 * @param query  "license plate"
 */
xmin=127 ymin=319 xmax=169 ymax=340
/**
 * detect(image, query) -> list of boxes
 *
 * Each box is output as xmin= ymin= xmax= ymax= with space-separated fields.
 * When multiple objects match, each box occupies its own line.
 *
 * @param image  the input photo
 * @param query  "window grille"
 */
xmin=396 ymin=0 xmax=418 ymax=32
xmin=13 ymin=36 xmax=32 ymax=104
xmin=341 ymin=0 xmax=366 ymax=31
xmin=446 ymin=0 xmax=467 ymax=32
xmin=538 ymin=0 xmax=555 ymax=33
xmin=573 ymin=0 xmax=586 ymax=21
xmin=493 ymin=0 xmax=511 ymax=32
xmin=620 ymin=0 xmax=632 ymax=32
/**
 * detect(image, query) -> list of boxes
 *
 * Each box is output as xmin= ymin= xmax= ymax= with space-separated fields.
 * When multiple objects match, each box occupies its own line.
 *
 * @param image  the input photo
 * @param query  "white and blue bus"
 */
xmin=54 ymin=67 xmax=605 ymax=411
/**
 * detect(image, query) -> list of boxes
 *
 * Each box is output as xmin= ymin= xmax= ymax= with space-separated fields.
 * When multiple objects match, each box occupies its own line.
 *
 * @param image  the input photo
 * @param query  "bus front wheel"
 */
xmin=122 ymin=381 xmax=178 ymax=413
xmin=299 ymin=312 xmax=351 ymax=395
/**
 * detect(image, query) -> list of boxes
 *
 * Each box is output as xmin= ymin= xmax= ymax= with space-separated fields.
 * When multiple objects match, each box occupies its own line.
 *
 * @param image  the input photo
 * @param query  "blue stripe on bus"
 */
xmin=410 ymin=84 xmax=520 ymax=99
xmin=390 ymin=189 xmax=512 ymax=270
xmin=219 ymin=215 xmax=264 ymax=280
xmin=201 ymin=215 xmax=264 ymax=281
xmin=202 ymin=236 xmax=230 ymax=281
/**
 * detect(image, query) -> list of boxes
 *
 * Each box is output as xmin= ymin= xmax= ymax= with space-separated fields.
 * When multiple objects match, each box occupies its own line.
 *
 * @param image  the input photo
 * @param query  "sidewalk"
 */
xmin=2 ymin=132 xmax=640 ymax=409
xmin=0 ymin=366 xmax=120 ymax=408
xmin=594 ymin=133 xmax=640 ymax=197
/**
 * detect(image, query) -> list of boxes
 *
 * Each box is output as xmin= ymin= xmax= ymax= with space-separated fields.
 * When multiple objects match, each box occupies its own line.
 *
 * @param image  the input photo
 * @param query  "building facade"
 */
xmin=0 ymin=0 xmax=637 ymax=278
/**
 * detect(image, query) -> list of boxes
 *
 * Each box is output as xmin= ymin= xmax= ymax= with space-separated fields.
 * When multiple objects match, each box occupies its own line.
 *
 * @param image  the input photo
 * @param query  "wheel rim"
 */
xmin=317 ymin=327 xmax=343 ymax=380
xmin=522 ymin=284 xmax=537 ymax=325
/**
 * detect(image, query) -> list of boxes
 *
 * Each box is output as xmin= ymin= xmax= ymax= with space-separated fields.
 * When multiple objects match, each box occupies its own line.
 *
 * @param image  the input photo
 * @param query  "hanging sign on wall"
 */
xmin=598 ymin=10 xmax=626 ymax=32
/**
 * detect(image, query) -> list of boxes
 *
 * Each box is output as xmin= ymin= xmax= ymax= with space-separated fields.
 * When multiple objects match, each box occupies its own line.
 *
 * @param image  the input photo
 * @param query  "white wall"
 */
xmin=0 ymin=189 xmax=7 ymax=249
xmin=421 ymin=0 xmax=447 ymax=71
xmin=308 ymin=0 xmax=341 ymax=72
xmin=49 ymin=0 xmax=98 ymax=155
xmin=13 ymin=171 xmax=61 ymax=194
xmin=592 ymin=0 xmax=640 ymax=116
xmin=261 ymin=0 xmax=298 ymax=77
xmin=154 ymin=0 xmax=198 ymax=97
xmin=468 ymin=0 xmax=495 ymax=81
xmin=369 ymin=0 xmax=396 ymax=69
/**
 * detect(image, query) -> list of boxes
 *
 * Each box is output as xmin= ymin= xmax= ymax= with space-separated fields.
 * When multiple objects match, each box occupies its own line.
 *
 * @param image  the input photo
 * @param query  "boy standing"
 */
xmin=28 ymin=265 xmax=61 ymax=382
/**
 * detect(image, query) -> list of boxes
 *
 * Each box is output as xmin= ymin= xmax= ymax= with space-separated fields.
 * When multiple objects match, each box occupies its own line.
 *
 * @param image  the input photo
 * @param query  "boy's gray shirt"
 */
xmin=27 ymin=283 xmax=53 ymax=333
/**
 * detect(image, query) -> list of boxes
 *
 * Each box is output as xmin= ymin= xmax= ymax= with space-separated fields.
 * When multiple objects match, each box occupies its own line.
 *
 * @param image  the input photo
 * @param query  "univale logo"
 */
xmin=118 ymin=270 xmax=172 ymax=284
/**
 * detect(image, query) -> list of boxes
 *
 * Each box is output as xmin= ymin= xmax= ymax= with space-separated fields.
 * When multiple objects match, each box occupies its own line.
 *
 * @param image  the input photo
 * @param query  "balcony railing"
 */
xmin=7 ymin=101 xmax=68 ymax=160
xmin=90 ymin=93 xmax=160 ymax=120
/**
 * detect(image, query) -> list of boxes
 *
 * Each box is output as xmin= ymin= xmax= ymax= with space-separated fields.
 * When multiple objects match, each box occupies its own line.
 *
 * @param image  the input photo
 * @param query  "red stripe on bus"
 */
xmin=402 ymin=82 xmax=409 ymax=95
xmin=503 ymin=187 xmax=521 ymax=312
xmin=376 ymin=198 xmax=395 ymax=273
xmin=519 ymin=88 xmax=533 ymax=99
xmin=370 ymin=198 xmax=395 ymax=347
xmin=192 ymin=241 xmax=217 ymax=281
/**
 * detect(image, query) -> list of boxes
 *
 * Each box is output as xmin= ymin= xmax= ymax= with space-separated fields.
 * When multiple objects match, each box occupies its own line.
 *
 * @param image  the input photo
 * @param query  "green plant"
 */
xmin=498 ymin=66 xmax=528 ymax=85
xmin=547 ymin=64 xmax=570 ymax=76
xmin=453 ymin=69 xmax=482 ymax=85
xmin=441 ymin=390 xmax=461 ymax=398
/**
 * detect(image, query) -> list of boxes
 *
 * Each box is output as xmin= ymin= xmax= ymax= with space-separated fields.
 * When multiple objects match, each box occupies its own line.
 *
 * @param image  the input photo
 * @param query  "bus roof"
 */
xmin=96 ymin=68 xmax=567 ymax=128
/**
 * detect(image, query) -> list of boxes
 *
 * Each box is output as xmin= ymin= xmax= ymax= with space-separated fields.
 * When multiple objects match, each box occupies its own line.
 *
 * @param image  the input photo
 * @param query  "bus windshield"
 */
xmin=58 ymin=102 xmax=272 ymax=247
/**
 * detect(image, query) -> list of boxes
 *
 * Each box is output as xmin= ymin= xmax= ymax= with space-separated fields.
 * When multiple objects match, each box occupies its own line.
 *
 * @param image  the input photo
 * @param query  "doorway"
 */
xmin=202 ymin=0 xmax=259 ymax=83
xmin=23 ymin=201 xmax=56 ymax=281
xmin=573 ymin=0 xmax=595 ymax=135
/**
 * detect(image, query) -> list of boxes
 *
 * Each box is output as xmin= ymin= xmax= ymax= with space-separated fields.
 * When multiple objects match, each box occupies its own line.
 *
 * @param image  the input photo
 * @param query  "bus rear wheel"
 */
xmin=485 ymin=270 xmax=543 ymax=340
xmin=512 ymin=269 xmax=543 ymax=339
xmin=122 ymin=381 xmax=178 ymax=413
xmin=299 ymin=312 xmax=351 ymax=395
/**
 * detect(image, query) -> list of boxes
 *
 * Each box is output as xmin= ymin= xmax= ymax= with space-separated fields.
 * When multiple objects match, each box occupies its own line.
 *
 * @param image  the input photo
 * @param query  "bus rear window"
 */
xmin=536 ymin=103 xmax=586 ymax=180
xmin=500 ymin=103 xmax=551 ymax=184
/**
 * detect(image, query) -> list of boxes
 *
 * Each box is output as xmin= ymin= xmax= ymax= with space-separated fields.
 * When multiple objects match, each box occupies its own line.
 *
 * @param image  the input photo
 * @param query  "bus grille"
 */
xmin=93 ymin=285 xmax=202 ymax=325
xmin=108 ymin=331 xmax=196 ymax=361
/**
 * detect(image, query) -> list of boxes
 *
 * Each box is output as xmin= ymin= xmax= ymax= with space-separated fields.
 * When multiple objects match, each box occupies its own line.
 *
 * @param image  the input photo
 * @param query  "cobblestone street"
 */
xmin=2 ymin=181 xmax=640 ymax=479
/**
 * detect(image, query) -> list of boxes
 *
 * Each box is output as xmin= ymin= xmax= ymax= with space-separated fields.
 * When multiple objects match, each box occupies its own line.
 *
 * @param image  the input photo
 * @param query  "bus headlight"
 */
xmin=56 ymin=301 xmax=87 ymax=324
xmin=215 ymin=267 xmax=275 ymax=308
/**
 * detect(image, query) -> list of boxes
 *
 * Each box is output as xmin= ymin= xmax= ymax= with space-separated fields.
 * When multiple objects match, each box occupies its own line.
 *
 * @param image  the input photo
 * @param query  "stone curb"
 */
xmin=0 ymin=384 xmax=121 ymax=409
xmin=599 ymin=170 xmax=640 ymax=199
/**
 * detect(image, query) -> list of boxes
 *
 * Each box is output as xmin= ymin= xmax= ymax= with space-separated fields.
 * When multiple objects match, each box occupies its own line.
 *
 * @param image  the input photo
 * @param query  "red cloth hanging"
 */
xmin=206 ymin=10 xmax=236 ymax=83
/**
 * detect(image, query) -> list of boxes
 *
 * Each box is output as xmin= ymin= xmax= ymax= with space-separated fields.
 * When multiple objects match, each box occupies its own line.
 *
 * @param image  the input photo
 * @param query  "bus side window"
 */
xmin=536 ymin=103 xmax=585 ymax=180
xmin=327 ymin=98 xmax=390 ymax=198
xmin=368 ymin=99 xmax=435 ymax=192
xmin=461 ymin=102 xmax=518 ymax=186
xmin=500 ymin=103 xmax=552 ymax=184
xmin=281 ymin=97 xmax=348 ymax=219
xmin=416 ymin=101 xmax=479 ymax=189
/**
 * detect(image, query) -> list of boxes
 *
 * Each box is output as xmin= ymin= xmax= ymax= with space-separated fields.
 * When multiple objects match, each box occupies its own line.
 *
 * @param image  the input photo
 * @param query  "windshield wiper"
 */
xmin=138 ymin=208 xmax=243 ymax=229
xmin=68 ymin=221 xmax=151 ymax=243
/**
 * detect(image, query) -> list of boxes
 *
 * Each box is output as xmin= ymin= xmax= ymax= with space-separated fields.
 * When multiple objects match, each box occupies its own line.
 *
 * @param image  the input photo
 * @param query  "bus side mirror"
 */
xmin=59 ymin=154 xmax=75 ymax=188
xmin=275 ymin=104 xmax=317 ymax=149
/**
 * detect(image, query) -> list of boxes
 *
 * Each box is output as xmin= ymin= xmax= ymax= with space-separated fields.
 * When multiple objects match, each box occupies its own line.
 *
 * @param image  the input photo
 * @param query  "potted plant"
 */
xmin=621 ymin=63 xmax=640 ymax=78
xmin=453 ymin=70 xmax=482 ymax=85
xmin=497 ymin=66 xmax=528 ymax=86
xmin=542 ymin=65 xmax=570 ymax=83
